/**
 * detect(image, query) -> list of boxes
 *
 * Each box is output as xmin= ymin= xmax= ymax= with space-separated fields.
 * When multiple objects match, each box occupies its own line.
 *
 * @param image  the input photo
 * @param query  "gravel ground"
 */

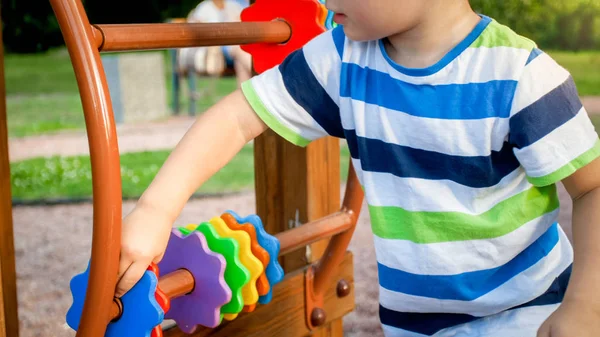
xmin=11 ymin=183 xmax=574 ymax=337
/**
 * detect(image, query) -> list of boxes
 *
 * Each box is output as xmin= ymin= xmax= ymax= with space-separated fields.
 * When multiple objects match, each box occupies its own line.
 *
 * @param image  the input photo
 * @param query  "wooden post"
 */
xmin=0 ymin=10 xmax=20 ymax=337
xmin=254 ymin=132 xmax=342 ymax=337
xmin=248 ymin=1 xmax=343 ymax=334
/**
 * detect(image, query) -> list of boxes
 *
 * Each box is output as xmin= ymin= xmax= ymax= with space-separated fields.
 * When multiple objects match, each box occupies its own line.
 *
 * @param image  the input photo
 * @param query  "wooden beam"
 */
xmin=0 ymin=9 xmax=20 ymax=337
xmin=163 ymin=252 xmax=354 ymax=337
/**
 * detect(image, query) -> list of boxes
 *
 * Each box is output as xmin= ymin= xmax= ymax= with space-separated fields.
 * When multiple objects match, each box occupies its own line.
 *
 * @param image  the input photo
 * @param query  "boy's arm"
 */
xmin=136 ymin=89 xmax=266 ymax=220
xmin=561 ymin=157 xmax=600 ymax=307
xmin=536 ymin=157 xmax=600 ymax=337
xmin=115 ymin=89 xmax=266 ymax=297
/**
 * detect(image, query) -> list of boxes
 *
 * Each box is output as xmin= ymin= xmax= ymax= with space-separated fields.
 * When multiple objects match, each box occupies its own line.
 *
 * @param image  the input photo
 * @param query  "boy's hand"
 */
xmin=114 ymin=202 xmax=174 ymax=298
xmin=537 ymin=299 xmax=600 ymax=337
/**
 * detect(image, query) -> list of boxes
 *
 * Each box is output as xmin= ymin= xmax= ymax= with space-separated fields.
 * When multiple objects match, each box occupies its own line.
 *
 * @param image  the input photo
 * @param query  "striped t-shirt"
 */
xmin=241 ymin=15 xmax=600 ymax=336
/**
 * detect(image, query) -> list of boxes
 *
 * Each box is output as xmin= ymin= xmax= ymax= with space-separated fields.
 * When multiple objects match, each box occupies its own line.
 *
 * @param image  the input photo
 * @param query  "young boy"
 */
xmin=114 ymin=0 xmax=600 ymax=335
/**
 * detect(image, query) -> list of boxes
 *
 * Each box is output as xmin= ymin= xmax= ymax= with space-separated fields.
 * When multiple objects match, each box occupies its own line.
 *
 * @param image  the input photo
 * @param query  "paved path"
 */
xmin=8 ymin=116 xmax=196 ymax=162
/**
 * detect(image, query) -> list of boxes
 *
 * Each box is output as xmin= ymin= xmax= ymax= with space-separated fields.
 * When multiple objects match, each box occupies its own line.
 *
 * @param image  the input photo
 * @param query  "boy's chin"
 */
xmin=343 ymin=27 xmax=387 ymax=42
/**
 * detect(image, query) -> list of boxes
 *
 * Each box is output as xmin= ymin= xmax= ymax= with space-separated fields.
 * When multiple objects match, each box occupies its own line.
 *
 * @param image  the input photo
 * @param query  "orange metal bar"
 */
xmin=0 ymin=8 xmax=20 ymax=337
xmin=109 ymin=269 xmax=195 ymax=321
xmin=312 ymin=164 xmax=362 ymax=297
xmin=304 ymin=163 xmax=363 ymax=330
xmin=278 ymin=212 xmax=353 ymax=256
xmin=92 ymin=21 xmax=292 ymax=52
xmin=49 ymin=0 xmax=122 ymax=336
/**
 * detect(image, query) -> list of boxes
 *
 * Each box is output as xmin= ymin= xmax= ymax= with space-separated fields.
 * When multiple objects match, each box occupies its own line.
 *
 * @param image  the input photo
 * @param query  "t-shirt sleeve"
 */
xmin=509 ymin=48 xmax=600 ymax=187
xmin=241 ymin=26 xmax=346 ymax=147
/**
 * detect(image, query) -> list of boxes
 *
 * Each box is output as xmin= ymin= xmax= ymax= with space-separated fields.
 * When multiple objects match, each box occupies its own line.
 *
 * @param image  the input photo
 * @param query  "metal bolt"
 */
xmin=337 ymin=279 xmax=350 ymax=298
xmin=310 ymin=308 xmax=327 ymax=327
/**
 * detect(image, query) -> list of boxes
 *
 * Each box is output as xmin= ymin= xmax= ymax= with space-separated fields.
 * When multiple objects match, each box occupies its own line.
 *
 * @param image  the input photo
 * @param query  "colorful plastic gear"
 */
xmin=226 ymin=210 xmax=284 ymax=304
xmin=66 ymin=261 xmax=164 ymax=337
xmin=208 ymin=216 xmax=263 ymax=321
xmin=158 ymin=229 xmax=231 ymax=333
xmin=240 ymin=0 xmax=326 ymax=74
xmin=179 ymin=222 xmax=250 ymax=317
xmin=221 ymin=212 xmax=271 ymax=298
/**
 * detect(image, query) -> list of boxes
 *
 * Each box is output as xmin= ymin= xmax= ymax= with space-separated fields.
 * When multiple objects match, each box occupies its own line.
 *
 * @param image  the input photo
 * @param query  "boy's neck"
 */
xmin=384 ymin=3 xmax=481 ymax=69
xmin=212 ymin=0 xmax=225 ymax=9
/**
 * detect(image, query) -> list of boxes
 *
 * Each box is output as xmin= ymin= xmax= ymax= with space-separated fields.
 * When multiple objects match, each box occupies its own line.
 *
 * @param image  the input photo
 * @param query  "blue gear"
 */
xmin=226 ymin=210 xmax=284 ymax=304
xmin=66 ymin=261 xmax=164 ymax=336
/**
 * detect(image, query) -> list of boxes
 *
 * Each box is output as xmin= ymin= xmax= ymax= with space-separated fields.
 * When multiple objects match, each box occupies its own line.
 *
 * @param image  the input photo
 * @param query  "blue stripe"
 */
xmin=331 ymin=26 xmax=345 ymax=59
xmin=509 ymin=76 xmax=582 ymax=148
xmin=379 ymin=263 xmax=571 ymax=336
xmin=344 ymin=129 xmax=520 ymax=188
xmin=378 ymin=223 xmax=560 ymax=301
xmin=279 ymin=49 xmax=344 ymax=138
xmin=526 ymin=48 xmax=543 ymax=65
xmin=340 ymin=63 xmax=518 ymax=120
xmin=378 ymin=15 xmax=492 ymax=77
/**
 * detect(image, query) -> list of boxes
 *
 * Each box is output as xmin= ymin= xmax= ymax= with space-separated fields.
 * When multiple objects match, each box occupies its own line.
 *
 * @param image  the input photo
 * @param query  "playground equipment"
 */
xmin=0 ymin=0 xmax=364 ymax=336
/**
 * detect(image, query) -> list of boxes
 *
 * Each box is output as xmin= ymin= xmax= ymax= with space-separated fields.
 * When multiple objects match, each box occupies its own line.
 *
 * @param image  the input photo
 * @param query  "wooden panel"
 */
xmin=253 ymin=131 xmax=343 ymax=336
xmin=0 ymin=11 xmax=20 ymax=337
xmin=254 ymin=132 xmax=341 ymax=272
xmin=163 ymin=252 xmax=354 ymax=337
xmin=305 ymin=136 xmax=341 ymax=263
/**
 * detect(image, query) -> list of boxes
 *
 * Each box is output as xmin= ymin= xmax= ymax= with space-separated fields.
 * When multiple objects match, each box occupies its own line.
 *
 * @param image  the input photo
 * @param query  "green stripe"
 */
xmin=370 ymin=184 xmax=559 ymax=243
xmin=470 ymin=20 xmax=536 ymax=50
xmin=241 ymin=80 xmax=311 ymax=147
xmin=528 ymin=139 xmax=600 ymax=187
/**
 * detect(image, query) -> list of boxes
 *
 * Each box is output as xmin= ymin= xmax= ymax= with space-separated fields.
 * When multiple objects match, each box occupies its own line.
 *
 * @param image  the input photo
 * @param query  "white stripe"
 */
xmin=341 ymin=98 xmax=509 ymax=156
xmin=250 ymin=67 xmax=328 ymax=141
xmin=515 ymin=107 xmax=598 ymax=178
xmin=344 ymin=40 xmax=529 ymax=85
xmin=374 ymin=209 xmax=559 ymax=275
xmin=510 ymin=52 xmax=570 ymax=116
xmin=378 ymin=229 xmax=572 ymax=316
xmin=302 ymin=30 xmax=342 ymax=105
xmin=353 ymin=158 xmax=533 ymax=214
xmin=381 ymin=304 xmax=559 ymax=337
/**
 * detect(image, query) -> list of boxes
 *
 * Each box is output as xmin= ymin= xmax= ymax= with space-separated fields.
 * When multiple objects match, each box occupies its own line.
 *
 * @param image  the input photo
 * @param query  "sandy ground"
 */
xmin=11 ymin=183 xmax=574 ymax=337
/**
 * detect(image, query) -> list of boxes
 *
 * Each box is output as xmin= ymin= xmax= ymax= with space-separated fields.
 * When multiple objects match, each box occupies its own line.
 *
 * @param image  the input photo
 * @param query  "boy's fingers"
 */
xmin=116 ymin=256 xmax=132 ymax=282
xmin=114 ymin=261 xmax=149 ymax=298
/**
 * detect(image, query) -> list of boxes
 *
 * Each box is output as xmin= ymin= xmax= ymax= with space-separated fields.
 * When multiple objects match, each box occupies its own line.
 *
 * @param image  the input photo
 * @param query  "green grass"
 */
xmin=5 ymin=49 xmax=79 ymax=95
xmin=7 ymin=94 xmax=85 ymax=137
xmin=5 ymin=48 xmax=238 ymax=138
xmin=10 ymin=144 xmax=353 ymax=202
xmin=11 ymin=145 xmax=256 ymax=201
xmin=547 ymin=50 xmax=600 ymax=96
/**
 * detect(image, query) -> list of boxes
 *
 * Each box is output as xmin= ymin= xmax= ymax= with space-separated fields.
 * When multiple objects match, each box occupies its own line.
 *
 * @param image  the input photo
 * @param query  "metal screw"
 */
xmin=336 ymin=279 xmax=350 ymax=298
xmin=311 ymin=308 xmax=327 ymax=327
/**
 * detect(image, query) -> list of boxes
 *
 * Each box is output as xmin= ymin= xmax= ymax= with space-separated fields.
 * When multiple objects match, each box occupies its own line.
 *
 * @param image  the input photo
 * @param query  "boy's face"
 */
xmin=326 ymin=0 xmax=433 ymax=41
